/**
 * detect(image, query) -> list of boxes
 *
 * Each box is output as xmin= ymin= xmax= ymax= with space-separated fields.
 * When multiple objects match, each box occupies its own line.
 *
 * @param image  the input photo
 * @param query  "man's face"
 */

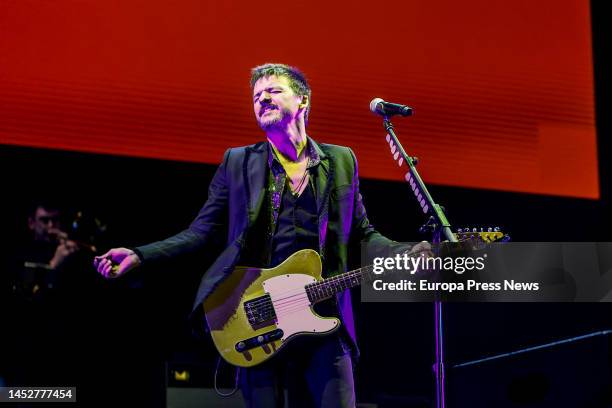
xmin=28 ymin=207 xmax=61 ymax=242
xmin=252 ymin=75 xmax=306 ymax=131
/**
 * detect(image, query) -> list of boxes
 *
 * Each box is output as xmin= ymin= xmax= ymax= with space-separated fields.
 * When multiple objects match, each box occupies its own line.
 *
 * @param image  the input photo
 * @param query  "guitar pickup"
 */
xmin=235 ymin=329 xmax=284 ymax=352
xmin=244 ymin=294 xmax=277 ymax=328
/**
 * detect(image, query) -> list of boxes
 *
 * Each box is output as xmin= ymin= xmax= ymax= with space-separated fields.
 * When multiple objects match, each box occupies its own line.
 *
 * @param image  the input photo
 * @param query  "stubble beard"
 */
xmin=258 ymin=108 xmax=292 ymax=131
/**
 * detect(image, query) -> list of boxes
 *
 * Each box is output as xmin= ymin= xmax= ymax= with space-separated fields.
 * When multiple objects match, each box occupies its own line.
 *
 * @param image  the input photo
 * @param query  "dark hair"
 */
xmin=27 ymin=200 xmax=61 ymax=218
xmin=250 ymin=63 xmax=312 ymax=123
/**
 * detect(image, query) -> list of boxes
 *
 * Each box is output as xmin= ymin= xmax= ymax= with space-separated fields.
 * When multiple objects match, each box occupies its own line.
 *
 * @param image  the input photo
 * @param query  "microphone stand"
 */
xmin=381 ymin=116 xmax=458 ymax=408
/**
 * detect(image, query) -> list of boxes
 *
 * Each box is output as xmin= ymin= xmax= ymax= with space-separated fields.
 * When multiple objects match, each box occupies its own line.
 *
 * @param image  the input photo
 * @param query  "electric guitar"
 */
xmin=203 ymin=230 xmax=508 ymax=367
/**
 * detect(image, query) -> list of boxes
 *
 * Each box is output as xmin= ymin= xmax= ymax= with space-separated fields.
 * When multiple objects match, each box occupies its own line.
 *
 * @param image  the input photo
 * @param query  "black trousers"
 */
xmin=239 ymin=333 xmax=355 ymax=408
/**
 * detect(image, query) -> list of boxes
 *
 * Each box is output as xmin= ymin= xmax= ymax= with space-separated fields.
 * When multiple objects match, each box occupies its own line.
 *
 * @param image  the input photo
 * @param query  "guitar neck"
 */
xmin=305 ymin=265 xmax=376 ymax=303
xmin=305 ymin=231 xmax=507 ymax=303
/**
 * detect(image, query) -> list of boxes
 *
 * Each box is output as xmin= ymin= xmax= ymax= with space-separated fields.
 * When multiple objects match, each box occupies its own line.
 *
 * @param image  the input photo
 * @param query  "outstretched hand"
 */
xmin=93 ymin=247 xmax=141 ymax=279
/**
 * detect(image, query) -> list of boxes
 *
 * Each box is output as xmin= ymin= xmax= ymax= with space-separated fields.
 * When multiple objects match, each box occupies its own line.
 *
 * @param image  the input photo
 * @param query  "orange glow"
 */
xmin=0 ymin=0 xmax=597 ymax=198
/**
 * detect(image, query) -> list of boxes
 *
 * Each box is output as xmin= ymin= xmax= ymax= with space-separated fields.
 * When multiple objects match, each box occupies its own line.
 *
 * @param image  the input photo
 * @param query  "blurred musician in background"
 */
xmin=10 ymin=201 xmax=98 ymax=299
xmin=2 ymin=200 xmax=99 ymax=387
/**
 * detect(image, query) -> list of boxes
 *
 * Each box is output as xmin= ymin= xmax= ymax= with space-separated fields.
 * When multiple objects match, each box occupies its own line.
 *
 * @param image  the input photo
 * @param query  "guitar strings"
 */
xmin=244 ymin=267 xmax=368 ymax=310
xmin=247 ymin=274 xmax=362 ymax=318
xmin=245 ymin=276 xmax=359 ymax=316
xmin=245 ymin=239 xmax=498 ymax=321
xmin=244 ymin=271 xmax=367 ymax=321
xmin=245 ymin=242 xmax=472 ymax=310
xmin=249 ymin=240 xmax=502 ymax=325
xmin=245 ymin=243 xmax=446 ymax=312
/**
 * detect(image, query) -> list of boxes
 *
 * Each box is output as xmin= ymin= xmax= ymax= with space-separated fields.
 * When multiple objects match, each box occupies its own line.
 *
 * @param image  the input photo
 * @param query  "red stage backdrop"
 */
xmin=0 ymin=0 xmax=597 ymax=198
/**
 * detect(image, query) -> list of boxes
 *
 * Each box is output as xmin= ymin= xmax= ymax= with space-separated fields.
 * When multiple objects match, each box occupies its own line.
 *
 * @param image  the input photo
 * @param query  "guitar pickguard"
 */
xmin=203 ymin=249 xmax=341 ymax=367
xmin=263 ymin=274 xmax=339 ymax=341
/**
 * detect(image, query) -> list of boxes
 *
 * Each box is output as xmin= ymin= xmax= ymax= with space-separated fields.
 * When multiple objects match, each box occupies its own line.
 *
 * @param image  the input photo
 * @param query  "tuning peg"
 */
xmin=457 ymin=228 xmax=463 ymax=233
xmin=494 ymin=227 xmax=500 ymax=232
xmin=398 ymin=157 xmax=404 ymax=166
xmin=386 ymin=134 xmax=391 ymax=143
xmin=391 ymin=144 xmax=397 ymax=154
xmin=488 ymin=227 xmax=493 ymax=232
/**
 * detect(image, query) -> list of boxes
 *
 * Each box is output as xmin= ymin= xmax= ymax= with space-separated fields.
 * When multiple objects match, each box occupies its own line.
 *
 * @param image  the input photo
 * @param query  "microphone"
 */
xmin=370 ymin=98 xmax=413 ymax=117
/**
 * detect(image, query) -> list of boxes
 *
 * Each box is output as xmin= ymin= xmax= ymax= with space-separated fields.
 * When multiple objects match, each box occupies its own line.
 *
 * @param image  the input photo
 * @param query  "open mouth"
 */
xmin=260 ymin=106 xmax=277 ymax=116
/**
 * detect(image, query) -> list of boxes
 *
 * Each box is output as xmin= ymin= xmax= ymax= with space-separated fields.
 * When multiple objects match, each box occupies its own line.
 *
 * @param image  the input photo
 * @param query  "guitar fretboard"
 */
xmin=304 ymin=232 xmax=506 ymax=303
xmin=305 ymin=265 xmax=377 ymax=303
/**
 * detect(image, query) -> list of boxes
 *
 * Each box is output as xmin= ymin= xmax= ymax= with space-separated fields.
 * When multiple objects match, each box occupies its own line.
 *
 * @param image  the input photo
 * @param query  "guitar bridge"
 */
xmin=244 ymin=294 xmax=277 ymax=329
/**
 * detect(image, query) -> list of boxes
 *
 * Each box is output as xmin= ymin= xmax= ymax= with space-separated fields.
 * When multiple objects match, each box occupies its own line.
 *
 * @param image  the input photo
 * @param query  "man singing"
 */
xmin=94 ymin=63 xmax=425 ymax=407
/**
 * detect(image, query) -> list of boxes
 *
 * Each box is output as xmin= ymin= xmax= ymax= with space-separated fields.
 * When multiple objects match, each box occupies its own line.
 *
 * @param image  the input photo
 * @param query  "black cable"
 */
xmin=213 ymin=356 xmax=240 ymax=397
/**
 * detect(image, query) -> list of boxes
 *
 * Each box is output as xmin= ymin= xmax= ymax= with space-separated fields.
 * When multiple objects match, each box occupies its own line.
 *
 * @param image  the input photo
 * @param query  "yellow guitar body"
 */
xmin=202 ymin=230 xmax=507 ymax=368
xmin=202 ymin=249 xmax=340 ymax=368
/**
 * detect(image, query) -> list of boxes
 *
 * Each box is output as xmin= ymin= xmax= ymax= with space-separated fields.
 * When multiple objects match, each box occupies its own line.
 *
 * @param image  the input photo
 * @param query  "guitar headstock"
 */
xmin=454 ymin=227 xmax=511 ymax=243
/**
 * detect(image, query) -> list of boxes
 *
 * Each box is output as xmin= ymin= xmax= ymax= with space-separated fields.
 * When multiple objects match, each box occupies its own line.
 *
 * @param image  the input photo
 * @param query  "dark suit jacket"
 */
xmin=135 ymin=138 xmax=406 ymax=355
